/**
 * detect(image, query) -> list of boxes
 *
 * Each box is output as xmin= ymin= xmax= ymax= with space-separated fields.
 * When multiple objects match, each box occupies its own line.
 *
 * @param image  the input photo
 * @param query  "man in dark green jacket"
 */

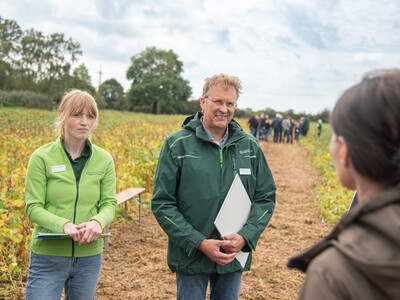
xmin=152 ymin=74 xmax=276 ymax=300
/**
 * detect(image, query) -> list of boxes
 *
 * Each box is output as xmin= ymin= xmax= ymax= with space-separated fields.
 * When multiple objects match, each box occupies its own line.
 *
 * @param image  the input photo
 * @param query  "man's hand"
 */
xmin=221 ymin=233 xmax=246 ymax=254
xmin=198 ymin=239 xmax=237 ymax=265
xmin=63 ymin=222 xmax=85 ymax=242
xmin=76 ymin=220 xmax=102 ymax=245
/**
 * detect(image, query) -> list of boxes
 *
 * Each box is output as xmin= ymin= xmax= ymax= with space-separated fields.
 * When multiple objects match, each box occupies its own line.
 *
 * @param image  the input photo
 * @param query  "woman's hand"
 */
xmin=76 ymin=220 xmax=102 ymax=245
xmin=63 ymin=222 xmax=85 ymax=242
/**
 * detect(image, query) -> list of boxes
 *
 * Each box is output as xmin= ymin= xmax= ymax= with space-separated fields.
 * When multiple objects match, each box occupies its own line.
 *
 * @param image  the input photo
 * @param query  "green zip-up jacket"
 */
xmin=152 ymin=112 xmax=276 ymax=274
xmin=25 ymin=136 xmax=117 ymax=257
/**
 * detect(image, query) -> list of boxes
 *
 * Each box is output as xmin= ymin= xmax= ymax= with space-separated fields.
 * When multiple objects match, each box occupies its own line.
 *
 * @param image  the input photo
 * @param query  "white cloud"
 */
xmin=354 ymin=53 xmax=383 ymax=62
xmin=1 ymin=0 xmax=400 ymax=113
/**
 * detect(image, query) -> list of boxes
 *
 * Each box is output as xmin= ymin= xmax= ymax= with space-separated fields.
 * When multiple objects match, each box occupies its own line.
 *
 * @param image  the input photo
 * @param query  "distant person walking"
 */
xmin=247 ymin=115 xmax=259 ymax=138
xmin=289 ymin=116 xmax=295 ymax=143
xmin=258 ymin=113 xmax=266 ymax=141
xmin=282 ymin=116 xmax=291 ymax=143
xmin=317 ymin=119 xmax=323 ymax=138
xmin=301 ymin=115 xmax=310 ymax=136
xmin=271 ymin=114 xmax=282 ymax=143
xmin=265 ymin=115 xmax=271 ymax=142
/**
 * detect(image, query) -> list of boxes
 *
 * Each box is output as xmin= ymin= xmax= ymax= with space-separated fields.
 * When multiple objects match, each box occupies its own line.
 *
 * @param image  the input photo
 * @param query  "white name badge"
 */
xmin=239 ymin=168 xmax=251 ymax=175
xmin=51 ymin=165 xmax=66 ymax=173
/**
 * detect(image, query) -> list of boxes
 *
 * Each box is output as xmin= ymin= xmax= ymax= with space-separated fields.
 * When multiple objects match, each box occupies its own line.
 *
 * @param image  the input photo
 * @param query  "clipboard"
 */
xmin=214 ymin=174 xmax=252 ymax=267
xmin=35 ymin=232 xmax=112 ymax=239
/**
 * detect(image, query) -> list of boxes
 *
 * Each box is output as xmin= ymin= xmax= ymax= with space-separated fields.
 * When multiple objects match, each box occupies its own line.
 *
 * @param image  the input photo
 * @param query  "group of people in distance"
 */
xmin=24 ymin=70 xmax=400 ymax=300
xmin=247 ymin=113 xmax=317 ymax=144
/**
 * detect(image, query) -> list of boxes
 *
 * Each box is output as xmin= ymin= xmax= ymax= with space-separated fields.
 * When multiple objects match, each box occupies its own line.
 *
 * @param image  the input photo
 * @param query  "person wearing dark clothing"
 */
xmin=317 ymin=119 xmax=323 ymax=138
xmin=152 ymin=74 xmax=276 ymax=300
xmin=258 ymin=113 xmax=266 ymax=141
xmin=282 ymin=116 xmax=291 ymax=143
xmin=264 ymin=116 xmax=271 ymax=142
xmin=288 ymin=69 xmax=400 ymax=299
xmin=271 ymin=114 xmax=282 ymax=143
xmin=289 ymin=117 xmax=294 ymax=143
xmin=294 ymin=121 xmax=300 ymax=142
xmin=247 ymin=115 xmax=259 ymax=138
xmin=301 ymin=116 xmax=310 ymax=136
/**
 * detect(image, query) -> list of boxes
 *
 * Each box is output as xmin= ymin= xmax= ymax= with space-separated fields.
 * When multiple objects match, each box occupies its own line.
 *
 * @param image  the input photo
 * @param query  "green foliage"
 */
xmin=298 ymin=122 xmax=354 ymax=222
xmin=186 ymin=99 xmax=201 ymax=115
xmin=0 ymin=90 xmax=53 ymax=109
xmin=126 ymin=46 xmax=192 ymax=114
xmin=0 ymin=108 xmax=183 ymax=297
xmin=0 ymin=16 xmax=86 ymax=99
xmin=98 ymin=78 xmax=125 ymax=110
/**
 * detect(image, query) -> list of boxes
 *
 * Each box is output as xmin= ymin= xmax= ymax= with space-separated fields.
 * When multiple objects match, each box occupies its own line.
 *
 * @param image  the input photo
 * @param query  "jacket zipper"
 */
xmin=65 ymin=145 xmax=92 ymax=257
xmin=71 ymin=180 xmax=79 ymax=257
xmin=219 ymin=136 xmax=245 ymax=168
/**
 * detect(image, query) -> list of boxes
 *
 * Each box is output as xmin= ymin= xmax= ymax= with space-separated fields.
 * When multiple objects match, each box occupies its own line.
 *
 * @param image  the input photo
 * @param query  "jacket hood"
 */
xmin=181 ymin=111 xmax=243 ymax=133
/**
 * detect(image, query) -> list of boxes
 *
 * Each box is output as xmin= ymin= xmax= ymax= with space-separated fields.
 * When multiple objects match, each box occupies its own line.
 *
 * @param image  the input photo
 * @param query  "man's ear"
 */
xmin=337 ymin=136 xmax=350 ymax=168
xmin=200 ymin=97 xmax=206 ymax=112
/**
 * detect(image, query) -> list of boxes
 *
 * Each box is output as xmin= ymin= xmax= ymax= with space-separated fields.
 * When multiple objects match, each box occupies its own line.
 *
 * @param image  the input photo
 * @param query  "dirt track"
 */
xmin=96 ymin=141 xmax=333 ymax=299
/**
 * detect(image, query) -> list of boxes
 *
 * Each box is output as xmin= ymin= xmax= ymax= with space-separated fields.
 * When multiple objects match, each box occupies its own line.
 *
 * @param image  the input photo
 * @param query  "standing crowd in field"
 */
xmin=247 ymin=113 xmax=322 ymax=143
xmin=23 ymin=70 xmax=400 ymax=300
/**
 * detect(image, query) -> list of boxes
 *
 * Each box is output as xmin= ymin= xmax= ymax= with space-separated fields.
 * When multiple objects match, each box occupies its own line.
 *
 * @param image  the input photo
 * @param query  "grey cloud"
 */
xmin=276 ymin=36 xmax=298 ymax=48
xmin=284 ymin=4 xmax=339 ymax=49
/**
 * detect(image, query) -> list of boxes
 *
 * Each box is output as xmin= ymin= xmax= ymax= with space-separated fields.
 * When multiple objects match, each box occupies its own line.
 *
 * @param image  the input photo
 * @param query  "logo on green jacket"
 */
xmin=239 ymin=149 xmax=251 ymax=154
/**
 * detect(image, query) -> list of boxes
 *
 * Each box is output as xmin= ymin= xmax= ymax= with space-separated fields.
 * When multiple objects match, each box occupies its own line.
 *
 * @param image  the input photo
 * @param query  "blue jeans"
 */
xmin=176 ymin=272 xmax=242 ymax=300
xmin=25 ymin=252 xmax=102 ymax=300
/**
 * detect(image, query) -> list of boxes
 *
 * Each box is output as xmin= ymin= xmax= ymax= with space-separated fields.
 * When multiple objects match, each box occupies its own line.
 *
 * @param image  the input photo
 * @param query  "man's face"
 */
xmin=200 ymin=84 xmax=237 ymax=137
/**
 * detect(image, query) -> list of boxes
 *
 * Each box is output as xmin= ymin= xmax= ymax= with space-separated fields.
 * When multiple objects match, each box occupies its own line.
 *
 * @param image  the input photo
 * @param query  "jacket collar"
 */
xmin=182 ymin=112 xmax=244 ymax=142
xmin=287 ymin=184 xmax=400 ymax=272
xmin=56 ymin=135 xmax=93 ymax=151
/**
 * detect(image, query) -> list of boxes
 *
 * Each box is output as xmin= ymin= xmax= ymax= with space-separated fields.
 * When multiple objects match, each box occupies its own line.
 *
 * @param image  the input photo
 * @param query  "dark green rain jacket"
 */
xmin=151 ymin=112 xmax=276 ymax=274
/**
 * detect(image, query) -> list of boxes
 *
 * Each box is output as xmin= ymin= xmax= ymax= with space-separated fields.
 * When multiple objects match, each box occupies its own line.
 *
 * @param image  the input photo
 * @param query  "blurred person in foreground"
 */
xmin=152 ymin=74 xmax=276 ymax=300
xmin=287 ymin=69 xmax=400 ymax=299
xmin=25 ymin=90 xmax=117 ymax=300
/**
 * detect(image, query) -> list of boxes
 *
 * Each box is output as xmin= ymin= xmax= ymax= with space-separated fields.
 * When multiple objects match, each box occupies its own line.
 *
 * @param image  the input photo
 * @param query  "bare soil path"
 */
xmin=96 ymin=142 xmax=334 ymax=299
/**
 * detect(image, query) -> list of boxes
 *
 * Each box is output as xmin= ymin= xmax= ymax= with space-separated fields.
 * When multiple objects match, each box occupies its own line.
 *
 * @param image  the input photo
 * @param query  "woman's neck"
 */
xmin=354 ymin=175 xmax=385 ymax=202
xmin=63 ymin=138 xmax=86 ymax=160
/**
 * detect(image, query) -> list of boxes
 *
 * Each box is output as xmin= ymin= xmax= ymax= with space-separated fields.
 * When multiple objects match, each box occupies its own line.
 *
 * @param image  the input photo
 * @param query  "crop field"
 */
xmin=0 ymin=108 xmax=186 ymax=296
xmin=0 ymin=108 xmax=352 ymax=298
xmin=298 ymin=123 xmax=354 ymax=222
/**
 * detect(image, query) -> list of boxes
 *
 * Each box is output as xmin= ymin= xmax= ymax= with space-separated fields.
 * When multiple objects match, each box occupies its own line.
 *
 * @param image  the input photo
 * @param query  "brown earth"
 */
xmin=96 ymin=141 xmax=334 ymax=300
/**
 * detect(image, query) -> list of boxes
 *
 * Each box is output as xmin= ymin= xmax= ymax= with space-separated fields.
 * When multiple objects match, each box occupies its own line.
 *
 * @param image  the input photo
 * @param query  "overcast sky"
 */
xmin=2 ymin=0 xmax=400 ymax=113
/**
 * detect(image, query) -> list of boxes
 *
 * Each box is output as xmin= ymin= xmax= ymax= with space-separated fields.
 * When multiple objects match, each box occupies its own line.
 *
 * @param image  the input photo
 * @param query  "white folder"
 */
xmin=214 ymin=174 xmax=251 ymax=268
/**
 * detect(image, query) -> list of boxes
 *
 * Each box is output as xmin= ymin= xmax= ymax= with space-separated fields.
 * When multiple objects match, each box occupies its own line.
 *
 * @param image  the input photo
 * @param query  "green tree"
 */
xmin=0 ymin=16 xmax=22 ymax=89
xmin=313 ymin=108 xmax=330 ymax=123
xmin=49 ymin=63 xmax=97 ymax=105
xmin=98 ymin=78 xmax=125 ymax=110
xmin=18 ymin=29 xmax=81 ymax=96
xmin=126 ymin=46 xmax=192 ymax=114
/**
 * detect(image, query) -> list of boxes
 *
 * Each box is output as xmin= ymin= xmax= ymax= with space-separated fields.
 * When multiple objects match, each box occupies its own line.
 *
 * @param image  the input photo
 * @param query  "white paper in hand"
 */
xmin=214 ymin=174 xmax=252 ymax=268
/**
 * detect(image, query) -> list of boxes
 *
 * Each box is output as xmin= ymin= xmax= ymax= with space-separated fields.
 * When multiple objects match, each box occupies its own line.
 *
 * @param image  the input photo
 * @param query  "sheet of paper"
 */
xmin=214 ymin=174 xmax=252 ymax=268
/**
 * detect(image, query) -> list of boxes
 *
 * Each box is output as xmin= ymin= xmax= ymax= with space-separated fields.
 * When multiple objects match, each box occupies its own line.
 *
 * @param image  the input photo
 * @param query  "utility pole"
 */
xmin=98 ymin=64 xmax=102 ymax=87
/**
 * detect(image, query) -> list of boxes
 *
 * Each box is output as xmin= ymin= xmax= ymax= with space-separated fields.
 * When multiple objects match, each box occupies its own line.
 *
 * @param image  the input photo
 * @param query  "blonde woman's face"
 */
xmin=63 ymin=107 xmax=96 ymax=142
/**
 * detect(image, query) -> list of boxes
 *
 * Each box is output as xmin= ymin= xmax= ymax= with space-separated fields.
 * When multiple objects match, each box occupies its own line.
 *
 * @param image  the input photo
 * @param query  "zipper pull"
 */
xmin=232 ymin=157 xmax=237 ymax=175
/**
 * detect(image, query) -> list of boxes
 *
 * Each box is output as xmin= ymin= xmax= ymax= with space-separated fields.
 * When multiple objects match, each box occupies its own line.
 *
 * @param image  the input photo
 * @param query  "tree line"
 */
xmin=0 ymin=16 xmax=330 ymax=121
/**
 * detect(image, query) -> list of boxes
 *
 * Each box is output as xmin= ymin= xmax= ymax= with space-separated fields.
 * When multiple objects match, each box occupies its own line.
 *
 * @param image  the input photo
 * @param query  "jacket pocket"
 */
xmin=86 ymin=172 xmax=104 ymax=176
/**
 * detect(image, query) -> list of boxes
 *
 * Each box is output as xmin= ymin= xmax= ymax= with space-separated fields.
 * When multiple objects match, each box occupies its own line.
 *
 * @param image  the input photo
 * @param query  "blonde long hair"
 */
xmin=55 ymin=89 xmax=99 ymax=136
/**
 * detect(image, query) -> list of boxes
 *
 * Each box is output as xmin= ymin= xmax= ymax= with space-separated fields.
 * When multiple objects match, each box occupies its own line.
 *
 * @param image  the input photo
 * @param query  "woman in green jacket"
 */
xmin=25 ymin=90 xmax=117 ymax=300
